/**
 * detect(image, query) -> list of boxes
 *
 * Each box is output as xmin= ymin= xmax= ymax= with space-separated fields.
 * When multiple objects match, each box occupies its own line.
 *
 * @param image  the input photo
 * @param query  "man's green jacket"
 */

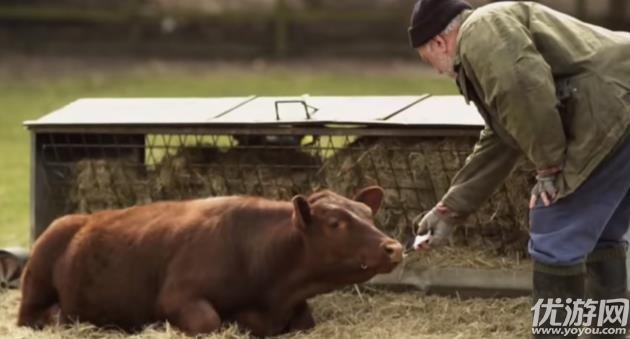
xmin=443 ymin=2 xmax=630 ymax=215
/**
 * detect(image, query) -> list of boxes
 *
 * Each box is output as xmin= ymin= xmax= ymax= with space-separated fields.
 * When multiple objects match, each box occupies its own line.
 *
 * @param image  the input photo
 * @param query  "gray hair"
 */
xmin=441 ymin=12 xmax=464 ymax=35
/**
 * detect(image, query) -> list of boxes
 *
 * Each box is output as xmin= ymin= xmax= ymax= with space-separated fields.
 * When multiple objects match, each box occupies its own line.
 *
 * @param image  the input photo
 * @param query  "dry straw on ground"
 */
xmin=0 ymin=287 xmax=530 ymax=339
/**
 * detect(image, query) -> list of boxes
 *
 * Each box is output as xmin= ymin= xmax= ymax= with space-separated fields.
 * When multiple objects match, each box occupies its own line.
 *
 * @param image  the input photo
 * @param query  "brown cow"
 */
xmin=18 ymin=186 xmax=403 ymax=337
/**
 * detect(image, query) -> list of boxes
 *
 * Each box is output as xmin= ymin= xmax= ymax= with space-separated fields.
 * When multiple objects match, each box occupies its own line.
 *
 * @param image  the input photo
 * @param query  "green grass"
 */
xmin=0 ymin=59 xmax=457 ymax=247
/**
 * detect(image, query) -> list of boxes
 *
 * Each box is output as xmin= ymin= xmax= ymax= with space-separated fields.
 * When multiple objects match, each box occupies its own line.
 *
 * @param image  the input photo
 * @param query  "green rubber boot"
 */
xmin=585 ymin=245 xmax=628 ymax=339
xmin=532 ymin=261 xmax=585 ymax=339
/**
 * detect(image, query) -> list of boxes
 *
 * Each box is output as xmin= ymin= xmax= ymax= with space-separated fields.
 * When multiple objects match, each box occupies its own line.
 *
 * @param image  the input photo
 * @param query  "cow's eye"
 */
xmin=330 ymin=221 xmax=340 ymax=229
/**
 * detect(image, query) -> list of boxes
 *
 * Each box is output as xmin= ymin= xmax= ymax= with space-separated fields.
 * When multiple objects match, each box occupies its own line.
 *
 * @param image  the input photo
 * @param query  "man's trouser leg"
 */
xmin=529 ymin=136 xmax=630 ymax=338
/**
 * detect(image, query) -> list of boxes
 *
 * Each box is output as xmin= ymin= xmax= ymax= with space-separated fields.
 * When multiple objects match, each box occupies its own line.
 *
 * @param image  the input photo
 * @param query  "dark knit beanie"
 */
xmin=408 ymin=0 xmax=472 ymax=48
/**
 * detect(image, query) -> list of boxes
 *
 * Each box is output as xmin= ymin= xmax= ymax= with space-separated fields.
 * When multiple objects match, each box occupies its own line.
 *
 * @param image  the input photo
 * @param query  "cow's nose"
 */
xmin=382 ymin=240 xmax=403 ymax=263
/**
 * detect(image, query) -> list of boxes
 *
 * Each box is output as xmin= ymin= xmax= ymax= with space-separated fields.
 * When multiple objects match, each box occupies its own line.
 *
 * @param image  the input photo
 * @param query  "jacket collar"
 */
xmin=454 ymin=9 xmax=474 ymax=103
xmin=454 ymin=9 xmax=474 ymax=71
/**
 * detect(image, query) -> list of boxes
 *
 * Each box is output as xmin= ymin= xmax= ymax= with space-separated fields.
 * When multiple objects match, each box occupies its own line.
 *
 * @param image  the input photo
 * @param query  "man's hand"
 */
xmin=529 ymin=168 xmax=561 ymax=208
xmin=413 ymin=203 xmax=460 ymax=248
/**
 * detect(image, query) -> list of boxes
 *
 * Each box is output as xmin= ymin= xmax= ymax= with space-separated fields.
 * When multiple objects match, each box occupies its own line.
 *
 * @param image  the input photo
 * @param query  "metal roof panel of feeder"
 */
xmin=24 ymin=95 xmax=484 ymax=128
xmin=208 ymin=95 xmax=426 ymax=124
xmin=384 ymin=95 xmax=482 ymax=126
xmin=24 ymin=97 xmax=256 ymax=126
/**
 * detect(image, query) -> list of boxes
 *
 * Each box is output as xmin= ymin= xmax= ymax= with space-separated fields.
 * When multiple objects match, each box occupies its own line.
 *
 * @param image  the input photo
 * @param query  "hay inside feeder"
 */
xmin=150 ymin=144 xmax=322 ymax=201
xmin=204 ymin=146 xmax=322 ymax=200
xmin=68 ymin=159 xmax=150 ymax=213
xmin=150 ymin=145 xmax=220 ymax=201
xmin=66 ymin=142 xmax=323 ymax=213
xmin=319 ymin=136 xmax=535 ymax=260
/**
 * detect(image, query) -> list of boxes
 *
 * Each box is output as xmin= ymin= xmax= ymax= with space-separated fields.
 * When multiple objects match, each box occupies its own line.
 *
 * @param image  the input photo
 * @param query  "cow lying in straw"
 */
xmin=17 ymin=186 xmax=403 ymax=337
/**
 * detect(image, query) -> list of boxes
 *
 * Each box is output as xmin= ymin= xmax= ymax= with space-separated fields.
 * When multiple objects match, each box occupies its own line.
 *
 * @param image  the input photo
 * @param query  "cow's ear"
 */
xmin=353 ymin=186 xmax=384 ymax=215
xmin=291 ymin=195 xmax=312 ymax=230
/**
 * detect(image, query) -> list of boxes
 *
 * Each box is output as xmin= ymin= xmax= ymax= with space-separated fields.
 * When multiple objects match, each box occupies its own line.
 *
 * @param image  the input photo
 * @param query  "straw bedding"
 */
xmin=0 ymin=287 xmax=530 ymax=339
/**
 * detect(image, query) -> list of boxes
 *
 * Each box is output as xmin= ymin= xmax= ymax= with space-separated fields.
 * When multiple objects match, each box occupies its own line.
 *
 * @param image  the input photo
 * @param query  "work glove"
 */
xmin=412 ymin=203 xmax=461 ymax=249
xmin=529 ymin=167 xmax=562 ymax=209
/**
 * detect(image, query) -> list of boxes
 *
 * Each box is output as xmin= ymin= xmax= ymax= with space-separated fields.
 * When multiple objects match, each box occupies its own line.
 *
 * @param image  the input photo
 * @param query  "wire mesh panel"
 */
xmin=35 ymin=130 xmax=534 ymax=257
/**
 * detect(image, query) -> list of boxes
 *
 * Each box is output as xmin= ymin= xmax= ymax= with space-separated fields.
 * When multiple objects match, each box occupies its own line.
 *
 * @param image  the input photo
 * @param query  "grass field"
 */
xmin=0 ymin=56 xmax=457 ymax=248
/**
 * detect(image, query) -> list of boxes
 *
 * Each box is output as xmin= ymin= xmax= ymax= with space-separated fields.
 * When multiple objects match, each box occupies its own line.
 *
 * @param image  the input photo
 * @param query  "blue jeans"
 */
xmin=528 ymin=135 xmax=630 ymax=266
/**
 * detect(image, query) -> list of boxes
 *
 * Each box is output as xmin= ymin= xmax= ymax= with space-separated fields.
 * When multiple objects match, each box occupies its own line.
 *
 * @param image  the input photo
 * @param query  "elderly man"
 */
xmin=409 ymin=0 xmax=630 ymax=337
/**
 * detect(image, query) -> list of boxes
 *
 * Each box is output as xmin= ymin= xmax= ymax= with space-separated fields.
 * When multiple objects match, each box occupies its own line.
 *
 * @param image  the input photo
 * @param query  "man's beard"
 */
xmin=437 ymin=54 xmax=457 ymax=78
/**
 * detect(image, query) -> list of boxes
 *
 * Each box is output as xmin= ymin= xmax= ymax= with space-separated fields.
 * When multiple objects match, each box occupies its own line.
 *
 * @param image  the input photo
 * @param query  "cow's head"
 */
xmin=291 ymin=186 xmax=403 ymax=285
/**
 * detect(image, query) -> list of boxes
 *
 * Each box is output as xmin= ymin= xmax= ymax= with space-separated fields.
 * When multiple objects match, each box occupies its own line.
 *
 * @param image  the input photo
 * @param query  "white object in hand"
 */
xmin=412 ymin=232 xmax=432 ymax=250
